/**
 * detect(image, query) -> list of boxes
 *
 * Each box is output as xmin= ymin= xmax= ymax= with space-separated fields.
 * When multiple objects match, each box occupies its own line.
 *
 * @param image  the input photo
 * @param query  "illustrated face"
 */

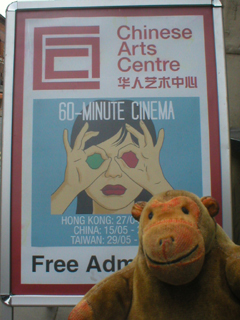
xmin=85 ymin=129 xmax=143 ymax=212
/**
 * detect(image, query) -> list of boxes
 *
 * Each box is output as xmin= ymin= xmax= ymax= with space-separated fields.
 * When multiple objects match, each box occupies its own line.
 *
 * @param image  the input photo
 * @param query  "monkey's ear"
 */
xmin=131 ymin=201 xmax=147 ymax=221
xmin=201 ymin=196 xmax=219 ymax=218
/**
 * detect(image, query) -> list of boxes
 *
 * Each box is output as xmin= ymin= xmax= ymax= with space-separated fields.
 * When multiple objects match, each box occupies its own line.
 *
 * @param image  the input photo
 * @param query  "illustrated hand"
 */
xmin=115 ymin=120 xmax=172 ymax=195
xmin=51 ymin=122 xmax=110 ymax=215
xmin=63 ymin=122 xmax=110 ymax=195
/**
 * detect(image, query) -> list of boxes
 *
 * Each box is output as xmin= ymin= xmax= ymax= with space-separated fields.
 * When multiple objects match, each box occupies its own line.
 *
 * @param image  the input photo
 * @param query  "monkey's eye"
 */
xmin=148 ymin=212 xmax=153 ymax=220
xmin=182 ymin=207 xmax=189 ymax=215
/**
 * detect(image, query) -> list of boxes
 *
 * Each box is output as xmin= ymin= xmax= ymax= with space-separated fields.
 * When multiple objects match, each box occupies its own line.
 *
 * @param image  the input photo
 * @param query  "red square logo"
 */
xmin=33 ymin=26 xmax=100 ymax=90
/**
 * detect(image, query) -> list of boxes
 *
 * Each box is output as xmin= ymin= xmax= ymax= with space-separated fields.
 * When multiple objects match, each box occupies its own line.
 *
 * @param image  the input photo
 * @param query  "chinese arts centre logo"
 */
xmin=33 ymin=26 xmax=100 ymax=90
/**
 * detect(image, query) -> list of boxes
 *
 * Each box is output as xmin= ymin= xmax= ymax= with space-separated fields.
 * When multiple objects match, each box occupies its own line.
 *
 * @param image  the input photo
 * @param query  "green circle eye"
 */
xmin=86 ymin=153 xmax=104 ymax=169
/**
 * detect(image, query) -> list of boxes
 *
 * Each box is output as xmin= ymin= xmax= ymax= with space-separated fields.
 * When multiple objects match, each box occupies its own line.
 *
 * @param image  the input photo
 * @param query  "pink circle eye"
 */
xmin=121 ymin=151 xmax=138 ymax=168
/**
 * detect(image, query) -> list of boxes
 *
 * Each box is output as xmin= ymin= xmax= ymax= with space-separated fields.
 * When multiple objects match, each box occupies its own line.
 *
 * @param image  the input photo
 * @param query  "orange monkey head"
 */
xmin=132 ymin=190 xmax=219 ymax=285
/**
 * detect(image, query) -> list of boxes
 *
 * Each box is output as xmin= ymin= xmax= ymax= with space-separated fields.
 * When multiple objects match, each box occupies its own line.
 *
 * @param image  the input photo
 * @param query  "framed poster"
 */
xmin=1 ymin=0 xmax=231 ymax=306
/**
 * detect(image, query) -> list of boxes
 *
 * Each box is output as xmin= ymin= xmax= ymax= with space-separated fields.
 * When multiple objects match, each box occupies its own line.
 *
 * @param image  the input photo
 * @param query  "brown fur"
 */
xmin=69 ymin=190 xmax=240 ymax=320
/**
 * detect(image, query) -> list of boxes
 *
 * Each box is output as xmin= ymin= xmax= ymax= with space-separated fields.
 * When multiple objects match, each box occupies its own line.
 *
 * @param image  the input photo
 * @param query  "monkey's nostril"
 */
xmin=159 ymin=237 xmax=174 ymax=246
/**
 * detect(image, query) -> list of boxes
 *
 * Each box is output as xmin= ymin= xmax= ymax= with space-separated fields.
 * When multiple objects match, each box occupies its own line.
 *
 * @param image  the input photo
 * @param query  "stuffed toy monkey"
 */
xmin=68 ymin=190 xmax=240 ymax=320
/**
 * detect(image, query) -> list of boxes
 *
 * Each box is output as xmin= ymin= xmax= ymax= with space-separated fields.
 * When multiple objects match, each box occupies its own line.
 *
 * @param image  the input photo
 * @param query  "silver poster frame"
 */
xmin=0 ymin=0 xmax=230 ymax=315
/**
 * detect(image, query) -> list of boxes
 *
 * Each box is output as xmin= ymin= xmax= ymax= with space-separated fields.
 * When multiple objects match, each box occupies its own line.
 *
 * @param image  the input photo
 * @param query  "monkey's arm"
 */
xmin=226 ymin=253 xmax=240 ymax=300
xmin=217 ymin=226 xmax=240 ymax=300
xmin=68 ymin=261 xmax=135 ymax=320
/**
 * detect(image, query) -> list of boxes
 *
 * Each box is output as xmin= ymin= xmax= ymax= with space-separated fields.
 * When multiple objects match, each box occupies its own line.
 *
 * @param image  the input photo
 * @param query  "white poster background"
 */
xmin=21 ymin=15 xmax=210 ymax=284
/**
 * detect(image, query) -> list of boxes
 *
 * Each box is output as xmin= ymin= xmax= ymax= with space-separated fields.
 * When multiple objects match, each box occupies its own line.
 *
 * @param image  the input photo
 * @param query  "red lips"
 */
xmin=101 ymin=184 xmax=126 ymax=196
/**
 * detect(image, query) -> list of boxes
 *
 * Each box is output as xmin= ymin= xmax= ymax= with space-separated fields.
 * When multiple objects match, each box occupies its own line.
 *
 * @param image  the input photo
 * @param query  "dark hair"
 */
xmin=71 ymin=100 xmax=157 ymax=214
